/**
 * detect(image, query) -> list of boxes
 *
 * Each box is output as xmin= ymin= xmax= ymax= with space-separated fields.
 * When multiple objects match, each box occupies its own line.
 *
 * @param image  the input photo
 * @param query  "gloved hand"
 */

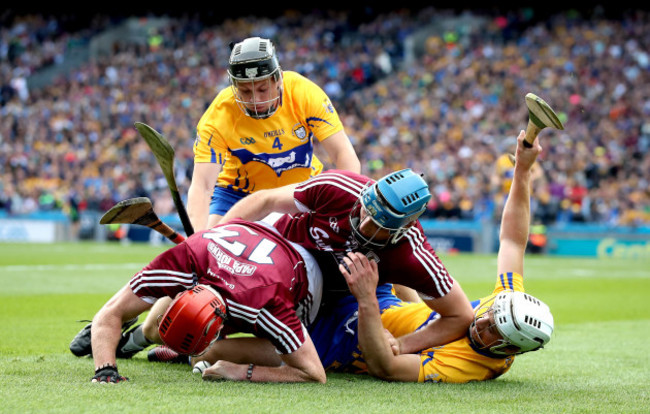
xmin=91 ymin=364 xmax=129 ymax=383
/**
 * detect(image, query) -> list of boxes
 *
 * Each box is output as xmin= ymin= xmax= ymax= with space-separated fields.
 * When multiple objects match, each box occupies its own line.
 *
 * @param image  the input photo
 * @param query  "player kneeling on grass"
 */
xmin=75 ymin=219 xmax=326 ymax=384
xmin=191 ymin=129 xmax=554 ymax=383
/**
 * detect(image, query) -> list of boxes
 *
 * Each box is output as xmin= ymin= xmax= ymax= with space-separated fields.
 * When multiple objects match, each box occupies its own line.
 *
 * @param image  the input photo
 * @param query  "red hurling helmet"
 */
xmin=158 ymin=285 xmax=227 ymax=356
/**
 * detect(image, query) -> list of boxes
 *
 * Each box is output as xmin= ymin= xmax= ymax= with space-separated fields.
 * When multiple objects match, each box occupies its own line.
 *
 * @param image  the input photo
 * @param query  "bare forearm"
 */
xmin=248 ymin=364 xmax=324 ymax=383
xmin=357 ymin=299 xmax=398 ymax=378
xmin=205 ymin=358 xmax=326 ymax=383
xmin=334 ymin=153 xmax=361 ymax=174
xmin=321 ymin=130 xmax=361 ymax=174
xmin=187 ymin=186 xmax=210 ymax=231
xmin=398 ymin=315 xmax=468 ymax=354
xmin=91 ymin=313 xmax=123 ymax=369
xmin=500 ymin=167 xmax=532 ymax=246
xmin=221 ymin=186 xmax=299 ymax=224
xmin=221 ymin=191 xmax=274 ymax=223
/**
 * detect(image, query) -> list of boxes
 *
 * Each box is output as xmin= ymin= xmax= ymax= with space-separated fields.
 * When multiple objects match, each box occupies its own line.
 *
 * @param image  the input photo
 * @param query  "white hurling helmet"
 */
xmin=489 ymin=291 xmax=554 ymax=355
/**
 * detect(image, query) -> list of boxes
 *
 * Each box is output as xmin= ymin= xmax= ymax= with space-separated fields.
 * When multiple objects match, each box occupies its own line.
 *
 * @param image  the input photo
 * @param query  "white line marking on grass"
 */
xmin=0 ymin=263 xmax=144 ymax=272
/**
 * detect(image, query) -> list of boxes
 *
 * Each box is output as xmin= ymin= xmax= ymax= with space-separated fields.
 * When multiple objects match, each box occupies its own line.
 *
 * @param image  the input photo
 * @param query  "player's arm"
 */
xmin=497 ymin=130 xmax=541 ymax=275
xmin=319 ymin=129 xmax=361 ymax=173
xmin=396 ymin=282 xmax=473 ymax=354
xmin=219 ymin=183 xmax=300 ymax=224
xmin=202 ymin=331 xmax=326 ymax=383
xmin=195 ymin=336 xmax=283 ymax=367
xmin=90 ymin=284 xmax=152 ymax=382
xmin=392 ymin=284 xmax=422 ymax=303
xmin=187 ymin=162 xmax=222 ymax=231
xmin=340 ymin=252 xmax=420 ymax=382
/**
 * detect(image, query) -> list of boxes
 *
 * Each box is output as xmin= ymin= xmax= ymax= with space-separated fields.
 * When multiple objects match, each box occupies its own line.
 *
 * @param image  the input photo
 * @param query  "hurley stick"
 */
xmin=100 ymin=197 xmax=186 ymax=244
xmin=524 ymin=93 xmax=565 ymax=147
xmin=134 ymin=122 xmax=195 ymax=236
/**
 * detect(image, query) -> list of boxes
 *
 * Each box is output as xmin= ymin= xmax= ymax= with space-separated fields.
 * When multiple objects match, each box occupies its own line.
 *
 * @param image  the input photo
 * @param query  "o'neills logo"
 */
xmin=208 ymin=243 xmax=257 ymax=276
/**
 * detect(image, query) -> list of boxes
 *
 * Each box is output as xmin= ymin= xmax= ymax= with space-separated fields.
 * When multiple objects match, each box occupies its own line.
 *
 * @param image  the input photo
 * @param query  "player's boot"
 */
xmin=147 ymin=345 xmax=189 ymax=364
xmin=69 ymin=317 xmax=139 ymax=357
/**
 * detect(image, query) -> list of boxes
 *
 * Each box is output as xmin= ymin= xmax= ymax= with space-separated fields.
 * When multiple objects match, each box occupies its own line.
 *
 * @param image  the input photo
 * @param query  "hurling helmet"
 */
xmin=350 ymin=169 xmax=431 ymax=248
xmin=158 ymin=284 xmax=227 ymax=356
xmin=228 ymin=37 xmax=282 ymax=119
xmin=472 ymin=291 xmax=554 ymax=355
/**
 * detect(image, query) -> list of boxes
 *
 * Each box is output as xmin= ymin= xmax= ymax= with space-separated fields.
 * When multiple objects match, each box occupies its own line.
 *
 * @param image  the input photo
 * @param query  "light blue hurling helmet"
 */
xmin=350 ymin=169 xmax=431 ymax=248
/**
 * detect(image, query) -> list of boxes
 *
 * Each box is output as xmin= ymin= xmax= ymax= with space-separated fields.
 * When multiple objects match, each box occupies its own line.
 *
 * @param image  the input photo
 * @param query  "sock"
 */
xmin=120 ymin=325 xmax=153 ymax=353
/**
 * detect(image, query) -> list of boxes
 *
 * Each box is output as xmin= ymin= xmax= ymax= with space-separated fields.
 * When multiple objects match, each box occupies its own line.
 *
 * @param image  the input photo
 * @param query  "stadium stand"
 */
xmin=0 ymin=5 xmax=648 ymax=244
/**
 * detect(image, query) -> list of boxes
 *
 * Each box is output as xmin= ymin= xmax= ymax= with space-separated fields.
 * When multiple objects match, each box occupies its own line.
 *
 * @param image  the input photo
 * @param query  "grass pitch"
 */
xmin=0 ymin=241 xmax=648 ymax=413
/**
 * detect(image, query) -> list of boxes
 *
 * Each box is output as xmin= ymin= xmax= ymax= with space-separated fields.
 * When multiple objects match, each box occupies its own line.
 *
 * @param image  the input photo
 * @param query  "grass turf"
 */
xmin=0 ymin=241 xmax=648 ymax=413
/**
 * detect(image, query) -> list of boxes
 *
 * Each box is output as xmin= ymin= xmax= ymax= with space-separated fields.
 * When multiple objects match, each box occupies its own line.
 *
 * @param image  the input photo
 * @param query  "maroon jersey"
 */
xmin=274 ymin=170 xmax=454 ymax=300
xmin=129 ymin=219 xmax=314 ymax=354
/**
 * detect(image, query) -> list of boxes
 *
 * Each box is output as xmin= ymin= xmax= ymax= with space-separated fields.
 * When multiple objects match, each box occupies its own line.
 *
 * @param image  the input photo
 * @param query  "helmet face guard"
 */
xmin=349 ymin=195 xmax=410 ymax=249
xmin=158 ymin=284 xmax=227 ymax=356
xmin=350 ymin=169 xmax=431 ymax=249
xmin=228 ymin=37 xmax=283 ymax=119
xmin=469 ymin=291 xmax=554 ymax=356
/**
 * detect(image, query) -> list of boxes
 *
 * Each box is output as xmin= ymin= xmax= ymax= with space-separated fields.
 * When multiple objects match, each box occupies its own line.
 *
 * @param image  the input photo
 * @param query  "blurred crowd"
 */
xmin=0 ymin=6 xmax=648 ymax=232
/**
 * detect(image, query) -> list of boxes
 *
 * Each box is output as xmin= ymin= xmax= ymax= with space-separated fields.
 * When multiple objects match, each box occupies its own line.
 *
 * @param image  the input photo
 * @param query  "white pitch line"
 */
xmin=0 ymin=263 xmax=144 ymax=272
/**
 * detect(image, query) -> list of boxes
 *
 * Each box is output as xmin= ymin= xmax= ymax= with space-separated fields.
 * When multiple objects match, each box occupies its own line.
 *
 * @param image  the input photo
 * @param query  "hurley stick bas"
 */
xmin=100 ymin=197 xmax=186 ymax=244
xmin=134 ymin=122 xmax=195 ymax=236
xmin=508 ymin=93 xmax=566 ymax=166
xmin=523 ymin=92 xmax=565 ymax=147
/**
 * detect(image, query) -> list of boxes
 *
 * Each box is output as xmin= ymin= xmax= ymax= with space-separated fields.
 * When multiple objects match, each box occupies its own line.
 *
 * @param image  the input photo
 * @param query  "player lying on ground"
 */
xmin=216 ymin=167 xmax=475 ymax=353
xmin=115 ymin=166 xmax=475 ymax=363
xmin=191 ymin=129 xmax=553 ymax=383
xmin=76 ymin=219 xmax=326 ymax=383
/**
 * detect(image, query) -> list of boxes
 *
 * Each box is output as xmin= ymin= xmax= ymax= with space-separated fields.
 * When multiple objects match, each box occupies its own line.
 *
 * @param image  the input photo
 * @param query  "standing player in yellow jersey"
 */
xmin=188 ymin=36 xmax=360 ymax=231
xmin=192 ymin=129 xmax=553 ymax=383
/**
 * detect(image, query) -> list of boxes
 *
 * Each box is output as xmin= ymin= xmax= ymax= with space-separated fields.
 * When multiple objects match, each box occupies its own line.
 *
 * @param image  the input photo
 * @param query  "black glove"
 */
xmin=91 ymin=364 xmax=129 ymax=383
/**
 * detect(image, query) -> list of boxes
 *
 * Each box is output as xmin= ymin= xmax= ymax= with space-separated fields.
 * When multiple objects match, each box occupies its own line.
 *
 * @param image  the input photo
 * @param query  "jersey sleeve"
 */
xmin=379 ymin=223 xmax=455 ymax=299
xmin=289 ymin=72 xmax=344 ymax=141
xmin=490 ymin=271 xmax=525 ymax=295
xmin=194 ymin=90 xmax=230 ymax=164
xmin=128 ymin=243 xmax=197 ymax=303
xmin=293 ymin=170 xmax=365 ymax=212
xmin=226 ymin=284 xmax=306 ymax=354
xmin=418 ymin=339 xmax=514 ymax=383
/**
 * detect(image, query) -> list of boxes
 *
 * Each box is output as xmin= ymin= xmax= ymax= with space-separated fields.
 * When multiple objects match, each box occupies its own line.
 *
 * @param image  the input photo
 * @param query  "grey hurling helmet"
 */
xmin=228 ymin=37 xmax=282 ymax=119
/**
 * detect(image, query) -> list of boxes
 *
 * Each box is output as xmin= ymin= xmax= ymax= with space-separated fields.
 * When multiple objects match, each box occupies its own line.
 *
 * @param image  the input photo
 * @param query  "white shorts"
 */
xmin=256 ymin=214 xmax=323 ymax=326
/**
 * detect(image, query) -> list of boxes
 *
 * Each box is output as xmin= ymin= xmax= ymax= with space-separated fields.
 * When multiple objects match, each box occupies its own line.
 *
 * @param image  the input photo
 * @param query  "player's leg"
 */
xmin=208 ymin=186 xmax=249 ymax=227
xmin=69 ymin=316 xmax=139 ymax=357
xmin=112 ymin=297 xmax=172 ymax=359
xmin=141 ymin=296 xmax=172 ymax=342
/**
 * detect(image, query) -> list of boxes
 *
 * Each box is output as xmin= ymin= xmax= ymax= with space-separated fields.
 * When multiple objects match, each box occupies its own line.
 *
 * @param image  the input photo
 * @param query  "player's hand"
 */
xmin=202 ymin=360 xmax=239 ymax=381
xmin=515 ymin=130 xmax=542 ymax=170
xmin=91 ymin=364 xmax=129 ymax=383
xmin=384 ymin=329 xmax=401 ymax=356
xmin=339 ymin=252 xmax=379 ymax=301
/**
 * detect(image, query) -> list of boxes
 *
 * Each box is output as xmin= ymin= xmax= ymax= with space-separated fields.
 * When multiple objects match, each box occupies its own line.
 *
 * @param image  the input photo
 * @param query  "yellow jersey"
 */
xmin=380 ymin=272 xmax=524 ymax=383
xmin=194 ymin=71 xmax=344 ymax=194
